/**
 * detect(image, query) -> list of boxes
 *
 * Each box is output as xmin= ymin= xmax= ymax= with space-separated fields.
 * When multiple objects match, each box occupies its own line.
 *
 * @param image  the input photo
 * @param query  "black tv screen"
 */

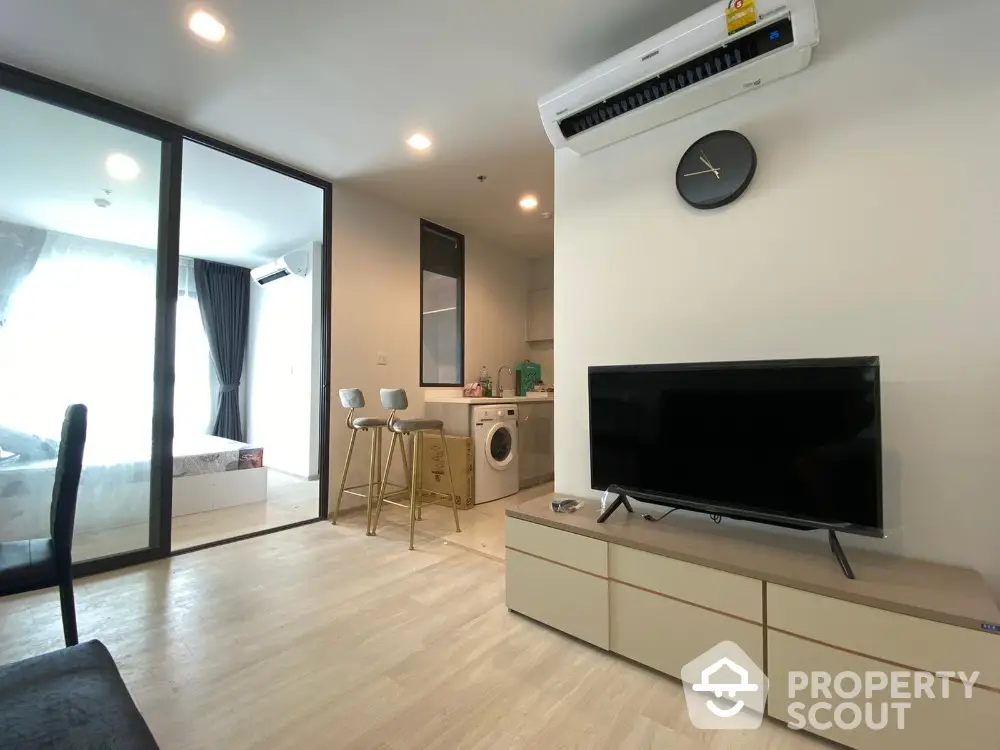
xmin=589 ymin=357 xmax=883 ymax=537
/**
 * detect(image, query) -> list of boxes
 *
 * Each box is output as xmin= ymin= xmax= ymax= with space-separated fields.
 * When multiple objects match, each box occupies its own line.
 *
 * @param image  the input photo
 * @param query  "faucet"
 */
xmin=496 ymin=366 xmax=514 ymax=399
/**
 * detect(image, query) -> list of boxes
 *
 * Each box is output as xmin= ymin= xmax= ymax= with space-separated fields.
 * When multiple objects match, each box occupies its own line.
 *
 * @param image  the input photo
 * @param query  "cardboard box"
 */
xmin=417 ymin=433 xmax=475 ymax=510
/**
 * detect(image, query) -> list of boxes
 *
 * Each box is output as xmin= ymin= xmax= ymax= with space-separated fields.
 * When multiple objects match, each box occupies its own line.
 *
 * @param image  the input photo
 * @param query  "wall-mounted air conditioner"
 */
xmin=251 ymin=248 xmax=310 ymax=286
xmin=539 ymin=0 xmax=820 ymax=154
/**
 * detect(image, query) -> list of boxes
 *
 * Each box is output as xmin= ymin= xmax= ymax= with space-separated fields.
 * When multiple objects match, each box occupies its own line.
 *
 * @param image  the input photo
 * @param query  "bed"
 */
xmin=170 ymin=434 xmax=267 ymax=517
xmin=0 ymin=433 xmax=267 ymax=542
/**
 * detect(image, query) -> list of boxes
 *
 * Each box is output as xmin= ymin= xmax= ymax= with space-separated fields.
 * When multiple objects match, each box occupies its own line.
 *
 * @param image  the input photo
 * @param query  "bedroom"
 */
xmin=0 ymin=87 xmax=325 ymax=559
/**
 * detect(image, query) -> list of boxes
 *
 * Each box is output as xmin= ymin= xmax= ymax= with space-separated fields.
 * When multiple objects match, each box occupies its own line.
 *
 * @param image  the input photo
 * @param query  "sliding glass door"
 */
xmin=0 ymin=87 xmax=167 ymax=562
xmin=170 ymin=140 xmax=325 ymax=550
xmin=1 ymin=60 xmax=331 ymax=573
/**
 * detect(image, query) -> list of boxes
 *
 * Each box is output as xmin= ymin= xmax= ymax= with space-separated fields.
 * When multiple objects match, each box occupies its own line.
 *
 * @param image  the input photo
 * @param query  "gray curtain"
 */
xmin=194 ymin=259 xmax=250 ymax=442
xmin=0 ymin=221 xmax=47 ymax=328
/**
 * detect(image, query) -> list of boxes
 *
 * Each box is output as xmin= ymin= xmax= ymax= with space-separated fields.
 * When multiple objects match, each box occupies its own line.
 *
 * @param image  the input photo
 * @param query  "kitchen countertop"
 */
xmin=425 ymin=396 xmax=554 ymax=405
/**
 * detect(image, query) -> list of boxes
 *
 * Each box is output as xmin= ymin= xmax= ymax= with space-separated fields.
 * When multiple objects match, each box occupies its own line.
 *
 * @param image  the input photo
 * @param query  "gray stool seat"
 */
xmin=352 ymin=416 xmax=388 ymax=429
xmin=390 ymin=418 xmax=443 ymax=432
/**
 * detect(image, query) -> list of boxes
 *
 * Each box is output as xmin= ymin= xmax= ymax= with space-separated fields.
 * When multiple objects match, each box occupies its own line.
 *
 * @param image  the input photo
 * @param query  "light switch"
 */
xmin=377 ymin=354 xmax=388 ymax=366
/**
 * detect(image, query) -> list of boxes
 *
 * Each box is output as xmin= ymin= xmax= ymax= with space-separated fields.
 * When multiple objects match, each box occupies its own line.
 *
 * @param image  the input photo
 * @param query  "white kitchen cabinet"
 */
xmin=518 ymin=401 xmax=554 ymax=487
xmin=525 ymin=287 xmax=553 ymax=342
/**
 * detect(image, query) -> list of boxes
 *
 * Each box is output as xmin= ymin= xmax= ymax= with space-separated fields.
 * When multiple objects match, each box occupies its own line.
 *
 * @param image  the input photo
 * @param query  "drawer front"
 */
xmin=609 ymin=544 xmax=762 ymax=623
xmin=768 ymin=630 xmax=999 ymax=750
xmin=610 ymin=581 xmax=764 ymax=681
xmin=768 ymin=585 xmax=1000 ymax=690
xmin=506 ymin=549 xmax=609 ymax=649
xmin=506 ymin=518 xmax=607 ymax=576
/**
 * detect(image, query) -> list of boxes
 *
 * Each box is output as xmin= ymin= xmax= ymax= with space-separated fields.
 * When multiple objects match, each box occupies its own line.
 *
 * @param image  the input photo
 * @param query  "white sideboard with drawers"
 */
xmin=505 ymin=495 xmax=1000 ymax=750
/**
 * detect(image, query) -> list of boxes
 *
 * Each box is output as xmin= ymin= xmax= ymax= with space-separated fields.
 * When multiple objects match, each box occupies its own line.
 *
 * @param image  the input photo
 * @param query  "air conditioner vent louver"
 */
xmin=257 ymin=268 xmax=291 ymax=285
xmin=558 ymin=17 xmax=793 ymax=140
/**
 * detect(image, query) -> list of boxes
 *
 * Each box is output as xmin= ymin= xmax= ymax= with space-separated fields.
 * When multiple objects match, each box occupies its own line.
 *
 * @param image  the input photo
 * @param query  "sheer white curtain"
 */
xmin=0 ymin=232 xmax=217 ymax=545
xmin=175 ymin=257 xmax=213 ymax=438
xmin=0 ymin=234 xmax=214 ymax=456
xmin=0 ymin=233 xmax=156 ymax=456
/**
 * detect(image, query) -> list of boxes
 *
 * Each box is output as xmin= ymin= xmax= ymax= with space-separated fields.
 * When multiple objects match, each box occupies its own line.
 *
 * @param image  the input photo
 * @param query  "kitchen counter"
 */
xmin=425 ymin=396 xmax=554 ymax=405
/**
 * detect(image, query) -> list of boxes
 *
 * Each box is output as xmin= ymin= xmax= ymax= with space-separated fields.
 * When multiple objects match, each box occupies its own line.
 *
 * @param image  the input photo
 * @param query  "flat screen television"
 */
xmin=589 ymin=357 xmax=883 ymax=538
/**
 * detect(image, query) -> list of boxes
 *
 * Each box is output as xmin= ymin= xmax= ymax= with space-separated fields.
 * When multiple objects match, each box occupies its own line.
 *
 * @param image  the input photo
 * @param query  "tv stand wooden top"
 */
xmin=507 ymin=494 xmax=1000 ymax=633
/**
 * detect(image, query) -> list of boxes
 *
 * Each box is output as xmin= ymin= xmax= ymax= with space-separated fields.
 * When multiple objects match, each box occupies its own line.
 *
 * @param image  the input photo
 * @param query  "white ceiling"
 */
xmin=0 ymin=88 xmax=324 ymax=267
xmin=180 ymin=140 xmax=324 ymax=267
xmin=0 ymin=0 xmax=715 ymax=257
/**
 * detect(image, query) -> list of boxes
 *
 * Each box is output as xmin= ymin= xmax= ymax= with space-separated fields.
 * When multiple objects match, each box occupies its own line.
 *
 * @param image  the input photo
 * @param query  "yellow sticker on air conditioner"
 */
xmin=726 ymin=0 xmax=758 ymax=36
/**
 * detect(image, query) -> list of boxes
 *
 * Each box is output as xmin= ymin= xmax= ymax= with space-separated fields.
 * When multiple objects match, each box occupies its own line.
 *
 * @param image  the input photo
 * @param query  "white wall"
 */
xmin=553 ymin=0 xmax=1000 ymax=592
xmin=329 ymin=187 xmax=532 ymax=502
xmin=527 ymin=256 xmax=555 ymax=385
xmin=245 ymin=242 xmax=323 ymax=478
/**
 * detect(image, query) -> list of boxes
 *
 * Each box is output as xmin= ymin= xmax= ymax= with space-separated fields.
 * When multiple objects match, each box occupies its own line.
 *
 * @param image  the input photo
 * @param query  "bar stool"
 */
xmin=372 ymin=388 xmax=460 ymax=550
xmin=329 ymin=388 xmax=410 ymax=534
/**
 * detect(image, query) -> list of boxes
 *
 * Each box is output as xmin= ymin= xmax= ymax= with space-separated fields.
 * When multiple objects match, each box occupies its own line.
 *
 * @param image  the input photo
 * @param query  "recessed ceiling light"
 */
xmin=406 ymin=133 xmax=432 ymax=151
xmin=519 ymin=195 xmax=539 ymax=211
xmin=188 ymin=9 xmax=227 ymax=43
xmin=105 ymin=153 xmax=140 ymax=181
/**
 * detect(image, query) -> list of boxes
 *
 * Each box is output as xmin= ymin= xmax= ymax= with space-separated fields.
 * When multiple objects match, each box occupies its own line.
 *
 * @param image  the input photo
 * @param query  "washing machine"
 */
xmin=472 ymin=404 xmax=519 ymax=503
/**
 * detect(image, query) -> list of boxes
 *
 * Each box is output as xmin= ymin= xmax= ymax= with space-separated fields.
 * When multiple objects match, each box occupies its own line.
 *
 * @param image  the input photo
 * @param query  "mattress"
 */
xmin=0 ymin=434 xmax=264 ymax=484
xmin=171 ymin=434 xmax=263 ymax=477
xmin=0 ymin=434 xmax=265 ymax=540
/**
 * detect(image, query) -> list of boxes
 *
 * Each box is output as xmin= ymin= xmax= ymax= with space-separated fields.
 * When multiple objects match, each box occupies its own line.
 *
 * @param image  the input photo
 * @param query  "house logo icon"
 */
xmin=681 ymin=641 xmax=768 ymax=730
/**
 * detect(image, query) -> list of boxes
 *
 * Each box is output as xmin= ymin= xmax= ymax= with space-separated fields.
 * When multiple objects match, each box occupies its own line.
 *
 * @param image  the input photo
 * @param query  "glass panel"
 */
xmin=421 ymin=223 xmax=463 ymax=385
xmin=171 ymin=139 xmax=324 ymax=550
xmin=422 ymin=270 xmax=460 ymax=384
xmin=490 ymin=427 xmax=512 ymax=462
xmin=0 ymin=88 xmax=163 ymax=560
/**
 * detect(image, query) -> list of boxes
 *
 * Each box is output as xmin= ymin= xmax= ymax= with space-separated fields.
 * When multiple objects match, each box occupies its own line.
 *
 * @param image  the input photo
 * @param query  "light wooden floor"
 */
xmin=0 ymin=487 xmax=832 ymax=750
xmin=69 ymin=470 xmax=319 ymax=559
xmin=373 ymin=482 xmax=557 ymax=560
xmin=171 ymin=470 xmax=318 ymax=551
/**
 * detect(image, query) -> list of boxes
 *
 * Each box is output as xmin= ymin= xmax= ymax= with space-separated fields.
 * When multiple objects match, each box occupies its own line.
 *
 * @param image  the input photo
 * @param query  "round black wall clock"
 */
xmin=675 ymin=130 xmax=757 ymax=210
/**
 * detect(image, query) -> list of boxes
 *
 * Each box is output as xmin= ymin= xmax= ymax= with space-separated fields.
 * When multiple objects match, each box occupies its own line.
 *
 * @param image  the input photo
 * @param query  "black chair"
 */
xmin=0 ymin=404 xmax=87 ymax=647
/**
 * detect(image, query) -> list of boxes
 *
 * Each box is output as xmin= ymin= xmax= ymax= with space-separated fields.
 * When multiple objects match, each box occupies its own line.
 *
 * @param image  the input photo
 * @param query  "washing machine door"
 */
xmin=484 ymin=422 xmax=515 ymax=471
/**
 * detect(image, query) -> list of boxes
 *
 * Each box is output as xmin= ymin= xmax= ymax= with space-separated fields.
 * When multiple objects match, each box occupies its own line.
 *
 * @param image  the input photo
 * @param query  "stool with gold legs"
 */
xmin=371 ymin=388 xmax=460 ymax=549
xmin=329 ymin=388 xmax=410 ymax=534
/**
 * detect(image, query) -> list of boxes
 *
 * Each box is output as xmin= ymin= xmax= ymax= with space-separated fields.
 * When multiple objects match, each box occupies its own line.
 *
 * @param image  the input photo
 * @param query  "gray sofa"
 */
xmin=0 ymin=640 xmax=159 ymax=749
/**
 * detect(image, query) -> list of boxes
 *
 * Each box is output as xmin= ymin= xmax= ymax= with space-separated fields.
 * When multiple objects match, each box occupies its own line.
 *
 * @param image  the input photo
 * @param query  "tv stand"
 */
xmin=505 ymin=493 xmax=1000 ymax=750
xmin=596 ymin=491 xmax=633 ymax=523
xmin=828 ymin=529 xmax=855 ymax=580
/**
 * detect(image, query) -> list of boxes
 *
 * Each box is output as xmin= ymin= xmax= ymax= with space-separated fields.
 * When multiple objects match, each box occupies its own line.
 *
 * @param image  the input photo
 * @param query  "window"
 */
xmin=0 ymin=230 xmax=157 ymax=447
xmin=0 ymin=240 xmax=214 ymax=446
xmin=420 ymin=220 xmax=464 ymax=386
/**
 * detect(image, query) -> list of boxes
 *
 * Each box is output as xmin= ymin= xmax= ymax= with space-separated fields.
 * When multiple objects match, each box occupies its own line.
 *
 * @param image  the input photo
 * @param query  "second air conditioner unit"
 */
xmin=251 ymin=248 xmax=310 ymax=286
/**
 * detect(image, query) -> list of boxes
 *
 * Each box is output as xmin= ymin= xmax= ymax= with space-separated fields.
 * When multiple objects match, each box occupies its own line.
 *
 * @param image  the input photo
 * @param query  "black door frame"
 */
xmin=0 ymin=62 xmax=333 ymax=576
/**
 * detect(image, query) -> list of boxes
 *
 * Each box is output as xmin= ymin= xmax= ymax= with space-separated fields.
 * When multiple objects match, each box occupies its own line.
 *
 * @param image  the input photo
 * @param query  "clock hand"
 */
xmin=683 ymin=168 xmax=722 ymax=177
xmin=699 ymin=151 xmax=721 ymax=180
